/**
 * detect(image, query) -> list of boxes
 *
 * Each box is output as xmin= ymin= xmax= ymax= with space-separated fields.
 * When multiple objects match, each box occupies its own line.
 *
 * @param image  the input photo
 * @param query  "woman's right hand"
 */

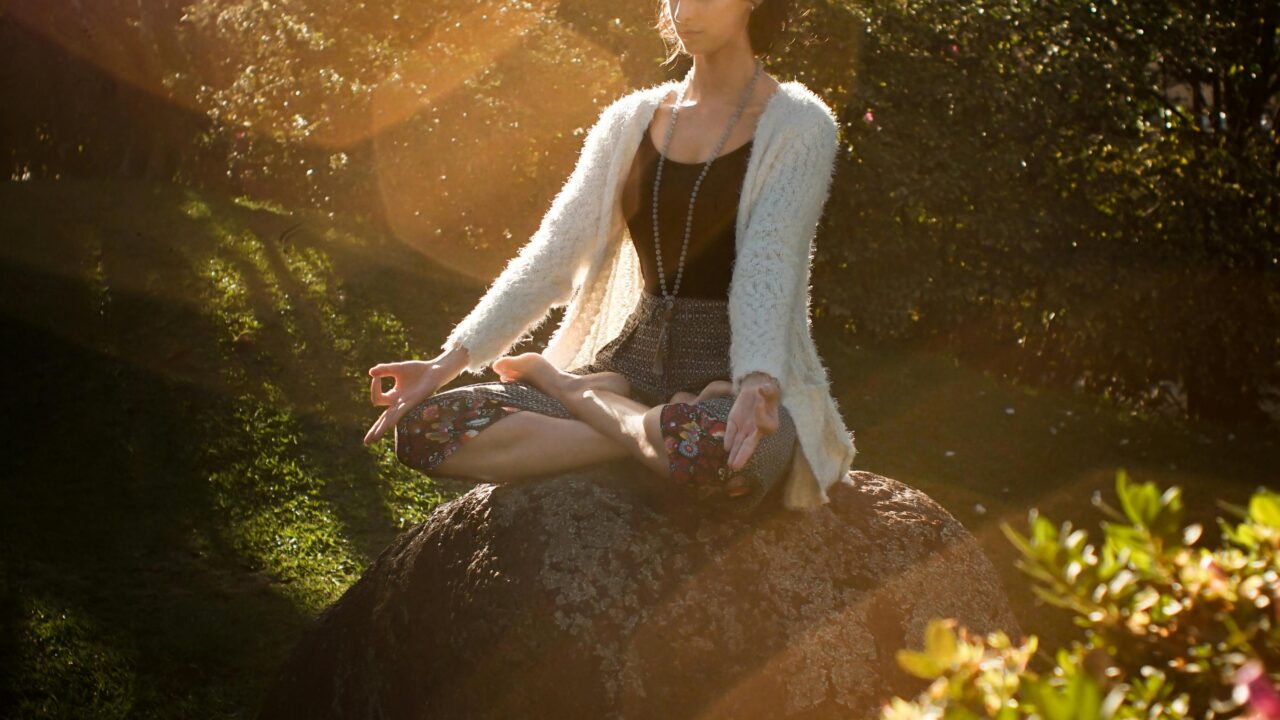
xmin=363 ymin=359 xmax=452 ymax=447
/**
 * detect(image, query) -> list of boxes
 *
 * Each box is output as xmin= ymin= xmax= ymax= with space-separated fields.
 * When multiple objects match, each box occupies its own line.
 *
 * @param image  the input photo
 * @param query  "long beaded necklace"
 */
xmin=651 ymin=58 xmax=763 ymax=376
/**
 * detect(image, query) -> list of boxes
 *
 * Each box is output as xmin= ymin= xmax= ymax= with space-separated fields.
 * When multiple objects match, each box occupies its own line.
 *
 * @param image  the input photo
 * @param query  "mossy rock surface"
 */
xmin=259 ymin=460 xmax=1021 ymax=719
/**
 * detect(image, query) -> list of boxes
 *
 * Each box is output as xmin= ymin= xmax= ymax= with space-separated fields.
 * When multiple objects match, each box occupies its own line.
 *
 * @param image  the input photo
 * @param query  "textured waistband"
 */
xmin=636 ymin=289 xmax=729 ymax=312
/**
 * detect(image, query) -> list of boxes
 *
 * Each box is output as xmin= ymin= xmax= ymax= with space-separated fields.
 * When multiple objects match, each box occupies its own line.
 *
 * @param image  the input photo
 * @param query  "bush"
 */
xmin=881 ymin=469 xmax=1280 ymax=718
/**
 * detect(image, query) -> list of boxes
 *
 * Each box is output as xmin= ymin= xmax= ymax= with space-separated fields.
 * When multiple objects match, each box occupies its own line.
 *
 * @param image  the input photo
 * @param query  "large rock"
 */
xmin=259 ymin=460 xmax=1021 ymax=719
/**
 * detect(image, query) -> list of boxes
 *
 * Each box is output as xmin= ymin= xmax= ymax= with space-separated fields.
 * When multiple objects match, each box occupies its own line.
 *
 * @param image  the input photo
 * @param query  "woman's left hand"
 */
xmin=724 ymin=374 xmax=781 ymax=472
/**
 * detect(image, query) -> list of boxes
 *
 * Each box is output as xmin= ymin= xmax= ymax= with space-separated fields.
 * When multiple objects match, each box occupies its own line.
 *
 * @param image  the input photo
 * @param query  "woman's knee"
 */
xmin=656 ymin=395 xmax=797 ymax=504
xmin=394 ymin=392 xmax=519 ymax=480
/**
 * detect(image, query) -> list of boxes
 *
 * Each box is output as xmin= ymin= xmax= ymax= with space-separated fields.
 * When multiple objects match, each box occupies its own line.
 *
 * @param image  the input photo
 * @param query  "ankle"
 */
xmin=546 ymin=371 xmax=585 ymax=398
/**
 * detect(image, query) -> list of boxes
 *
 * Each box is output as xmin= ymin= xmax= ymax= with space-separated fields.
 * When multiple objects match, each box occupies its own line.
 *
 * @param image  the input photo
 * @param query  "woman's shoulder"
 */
xmin=771 ymin=80 xmax=839 ymax=138
xmin=583 ymin=81 xmax=678 ymax=137
xmin=608 ymin=80 xmax=680 ymax=114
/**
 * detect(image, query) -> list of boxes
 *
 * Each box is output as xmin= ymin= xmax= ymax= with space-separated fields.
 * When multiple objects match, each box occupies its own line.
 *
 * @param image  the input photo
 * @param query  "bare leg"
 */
xmin=432 ymin=412 xmax=632 ymax=482
xmin=498 ymin=365 xmax=632 ymax=398
xmin=494 ymin=353 xmax=672 ymax=477
xmin=669 ymin=390 xmax=698 ymax=404
xmin=664 ymin=383 xmax=732 ymax=406
xmin=493 ymin=356 xmax=764 ymax=498
xmin=692 ymin=380 xmax=733 ymax=403
xmin=493 ymin=355 xmax=746 ymax=479
xmin=429 ymin=370 xmax=635 ymax=482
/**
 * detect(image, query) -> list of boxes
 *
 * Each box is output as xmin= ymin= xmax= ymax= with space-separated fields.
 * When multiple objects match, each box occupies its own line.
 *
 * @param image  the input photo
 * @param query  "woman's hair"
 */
xmin=655 ymin=0 xmax=794 ymax=68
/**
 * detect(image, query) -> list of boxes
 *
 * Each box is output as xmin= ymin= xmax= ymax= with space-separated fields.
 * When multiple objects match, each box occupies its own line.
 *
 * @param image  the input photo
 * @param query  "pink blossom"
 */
xmin=863 ymin=111 xmax=874 ymax=123
xmin=1237 ymin=660 xmax=1280 ymax=719
xmin=950 ymin=43 xmax=960 ymax=55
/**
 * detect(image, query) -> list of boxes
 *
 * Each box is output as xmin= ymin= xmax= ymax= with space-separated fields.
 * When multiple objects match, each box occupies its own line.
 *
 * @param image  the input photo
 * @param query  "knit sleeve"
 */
xmin=730 ymin=110 xmax=839 ymax=396
xmin=440 ymin=98 xmax=625 ymax=375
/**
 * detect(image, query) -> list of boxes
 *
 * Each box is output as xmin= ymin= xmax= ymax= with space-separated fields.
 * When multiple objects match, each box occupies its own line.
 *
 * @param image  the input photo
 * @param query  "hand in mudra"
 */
xmin=363 ymin=360 xmax=449 ymax=446
xmin=723 ymin=376 xmax=782 ymax=472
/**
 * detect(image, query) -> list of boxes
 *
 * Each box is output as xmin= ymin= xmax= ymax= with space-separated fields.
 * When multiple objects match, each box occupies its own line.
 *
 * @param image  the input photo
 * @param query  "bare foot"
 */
xmin=694 ymin=380 xmax=734 ymax=403
xmin=493 ymin=353 xmax=630 ymax=398
xmin=669 ymin=390 xmax=699 ymax=404
xmin=493 ymin=352 xmax=567 ymax=394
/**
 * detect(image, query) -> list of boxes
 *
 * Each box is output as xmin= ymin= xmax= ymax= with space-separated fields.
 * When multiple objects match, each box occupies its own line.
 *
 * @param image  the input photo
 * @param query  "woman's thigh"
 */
xmin=395 ymin=386 xmax=626 ymax=481
xmin=434 ymin=410 xmax=630 ymax=481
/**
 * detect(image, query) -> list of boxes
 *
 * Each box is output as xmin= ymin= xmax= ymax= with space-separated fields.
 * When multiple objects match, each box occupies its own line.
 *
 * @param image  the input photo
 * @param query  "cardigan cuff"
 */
xmin=440 ymin=335 xmax=494 ymax=377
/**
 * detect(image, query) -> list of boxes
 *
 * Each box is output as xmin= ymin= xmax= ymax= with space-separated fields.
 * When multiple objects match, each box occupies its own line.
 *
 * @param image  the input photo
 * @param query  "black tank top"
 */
xmin=621 ymin=128 xmax=753 ymax=300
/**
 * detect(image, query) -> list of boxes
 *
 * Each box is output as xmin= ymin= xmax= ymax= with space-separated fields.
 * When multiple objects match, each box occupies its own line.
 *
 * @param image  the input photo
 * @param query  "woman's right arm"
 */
xmin=440 ymin=96 xmax=629 ymax=376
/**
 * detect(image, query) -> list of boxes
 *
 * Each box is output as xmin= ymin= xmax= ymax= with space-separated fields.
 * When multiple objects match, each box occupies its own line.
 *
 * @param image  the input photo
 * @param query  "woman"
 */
xmin=364 ymin=0 xmax=858 ymax=514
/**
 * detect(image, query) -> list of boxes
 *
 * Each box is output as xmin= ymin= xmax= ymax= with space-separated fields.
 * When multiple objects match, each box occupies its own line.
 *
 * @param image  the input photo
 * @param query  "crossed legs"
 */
xmin=432 ymin=353 xmax=739 ymax=489
xmin=492 ymin=353 xmax=765 ymax=496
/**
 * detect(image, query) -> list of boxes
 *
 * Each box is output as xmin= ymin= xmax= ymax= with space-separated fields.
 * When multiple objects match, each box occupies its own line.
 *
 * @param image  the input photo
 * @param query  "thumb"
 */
xmin=368 ymin=362 xmax=401 ymax=377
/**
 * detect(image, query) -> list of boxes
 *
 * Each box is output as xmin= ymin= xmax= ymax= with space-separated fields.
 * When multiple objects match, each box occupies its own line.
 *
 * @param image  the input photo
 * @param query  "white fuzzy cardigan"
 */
xmin=440 ymin=76 xmax=857 ymax=510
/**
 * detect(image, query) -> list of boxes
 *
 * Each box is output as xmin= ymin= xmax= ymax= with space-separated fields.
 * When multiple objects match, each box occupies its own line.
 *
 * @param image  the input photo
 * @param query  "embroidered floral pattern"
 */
xmin=396 ymin=393 xmax=521 ymax=473
xmin=659 ymin=402 xmax=754 ymax=502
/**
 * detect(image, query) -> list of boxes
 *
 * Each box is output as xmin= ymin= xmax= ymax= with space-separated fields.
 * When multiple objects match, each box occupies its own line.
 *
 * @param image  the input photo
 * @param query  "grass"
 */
xmin=0 ymin=177 xmax=1275 ymax=718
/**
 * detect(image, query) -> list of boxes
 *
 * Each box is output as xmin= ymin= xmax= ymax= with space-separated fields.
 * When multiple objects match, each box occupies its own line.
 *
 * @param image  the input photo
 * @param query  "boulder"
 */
xmin=258 ymin=460 xmax=1021 ymax=719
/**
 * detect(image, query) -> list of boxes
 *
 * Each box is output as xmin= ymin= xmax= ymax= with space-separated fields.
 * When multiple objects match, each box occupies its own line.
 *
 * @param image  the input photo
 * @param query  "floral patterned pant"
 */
xmin=396 ymin=393 xmax=523 ymax=470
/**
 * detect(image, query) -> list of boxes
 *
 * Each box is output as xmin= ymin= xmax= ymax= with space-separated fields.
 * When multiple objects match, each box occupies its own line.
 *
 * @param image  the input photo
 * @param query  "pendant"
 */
xmin=652 ymin=301 xmax=675 ymax=376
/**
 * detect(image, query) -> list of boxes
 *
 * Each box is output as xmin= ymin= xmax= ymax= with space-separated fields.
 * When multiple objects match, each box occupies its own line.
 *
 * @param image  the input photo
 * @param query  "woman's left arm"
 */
xmin=729 ymin=110 xmax=840 ymax=397
xmin=722 ymin=109 xmax=840 ymax=473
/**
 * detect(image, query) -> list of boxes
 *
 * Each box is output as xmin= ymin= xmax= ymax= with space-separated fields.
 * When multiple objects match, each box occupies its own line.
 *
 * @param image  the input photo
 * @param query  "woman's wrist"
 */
xmin=433 ymin=342 xmax=471 ymax=377
xmin=738 ymin=371 xmax=780 ymax=393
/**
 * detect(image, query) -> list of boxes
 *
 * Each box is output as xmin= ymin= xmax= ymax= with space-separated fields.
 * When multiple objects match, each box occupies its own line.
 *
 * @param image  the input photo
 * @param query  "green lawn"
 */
xmin=1 ymin=178 xmax=1274 ymax=718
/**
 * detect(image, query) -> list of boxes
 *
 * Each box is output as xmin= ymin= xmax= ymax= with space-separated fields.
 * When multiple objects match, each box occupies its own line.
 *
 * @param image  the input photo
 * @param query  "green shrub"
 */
xmin=882 ymin=469 xmax=1280 ymax=718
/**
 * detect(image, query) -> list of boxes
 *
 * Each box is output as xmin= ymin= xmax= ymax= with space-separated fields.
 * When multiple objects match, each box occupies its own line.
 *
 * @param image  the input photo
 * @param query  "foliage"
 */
xmin=827 ymin=0 xmax=1279 ymax=424
xmin=881 ymin=469 xmax=1280 ymax=718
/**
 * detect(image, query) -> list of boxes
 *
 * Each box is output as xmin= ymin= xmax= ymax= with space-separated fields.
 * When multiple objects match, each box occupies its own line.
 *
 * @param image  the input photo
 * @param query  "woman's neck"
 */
xmin=680 ymin=51 xmax=761 ymax=109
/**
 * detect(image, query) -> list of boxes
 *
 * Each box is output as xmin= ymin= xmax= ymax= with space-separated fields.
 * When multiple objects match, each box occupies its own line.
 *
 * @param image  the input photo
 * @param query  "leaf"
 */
xmin=1248 ymin=489 xmax=1280 ymax=529
xmin=896 ymin=648 xmax=944 ymax=679
xmin=924 ymin=618 xmax=959 ymax=666
xmin=1024 ymin=671 xmax=1104 ymax=720
xmin=1115 ymin=469 xmax=1159 ymax=529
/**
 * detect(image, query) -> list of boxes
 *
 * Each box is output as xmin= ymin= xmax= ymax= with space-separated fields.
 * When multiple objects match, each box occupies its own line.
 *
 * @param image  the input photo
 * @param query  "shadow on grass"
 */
xmin=0 ymin=178 xmax=478 ymax=718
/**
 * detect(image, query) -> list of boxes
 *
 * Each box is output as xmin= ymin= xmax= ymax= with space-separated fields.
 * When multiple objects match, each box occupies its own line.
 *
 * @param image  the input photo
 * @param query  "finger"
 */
xmin=368 ymin=361 xmax=400 ymax=377
xmin=386 ymin=398 xmax=411 ymax=430
xmin=755 ymin=400 xmax=779 ymax=434
xmin=365 ymin=398 xmax=408 ymax=446
xmin=726 ymin=410 xmax=756 ymax=470
xmin=370 ymin=375 xmax=389 ymax=406
xmin=729 ymin=430 xmax=760 ymax=471
xmin=728 ymin=431 xmax=744 ymax=470
xmin=364 ymin=409 xmax=388 ymax=446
